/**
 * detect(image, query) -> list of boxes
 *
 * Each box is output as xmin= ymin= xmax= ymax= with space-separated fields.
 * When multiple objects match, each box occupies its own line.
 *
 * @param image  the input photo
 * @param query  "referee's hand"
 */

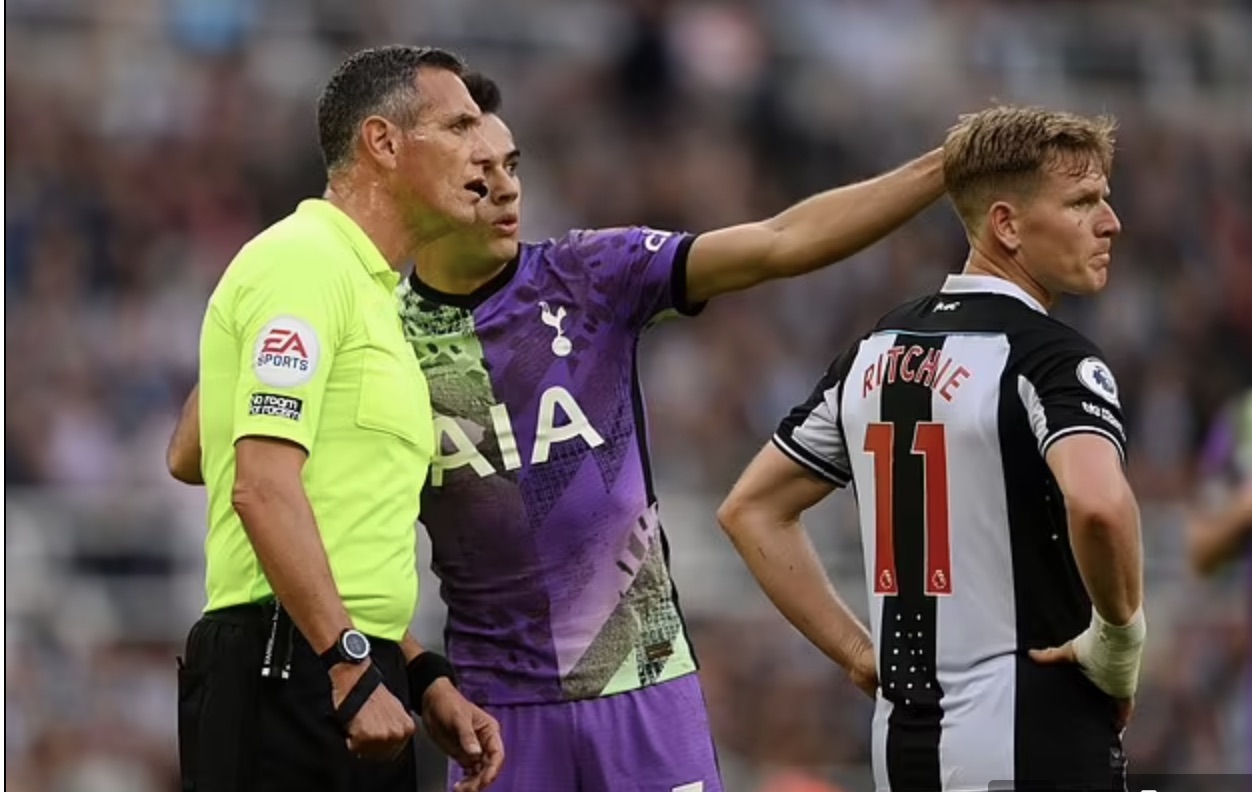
xmin=331 ymin=661 xmax=416 ymax=760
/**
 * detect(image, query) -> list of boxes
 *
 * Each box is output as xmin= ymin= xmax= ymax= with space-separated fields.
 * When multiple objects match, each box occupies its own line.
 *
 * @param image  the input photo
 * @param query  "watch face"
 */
xmin=343 ymin=631 xmax=370 ymax=660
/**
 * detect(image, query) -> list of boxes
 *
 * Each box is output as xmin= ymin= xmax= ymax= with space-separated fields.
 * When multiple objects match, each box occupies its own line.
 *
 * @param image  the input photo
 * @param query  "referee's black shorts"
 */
xmin=177 ymin=603 xmax=416 ymax=792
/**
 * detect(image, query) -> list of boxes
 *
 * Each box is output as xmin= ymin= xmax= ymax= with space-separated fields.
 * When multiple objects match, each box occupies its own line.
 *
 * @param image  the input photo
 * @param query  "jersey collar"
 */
xmin=297 ymin=199 xmax=394 ymax=279
xmin=940 ymin=274 xmax=1048 ymax=315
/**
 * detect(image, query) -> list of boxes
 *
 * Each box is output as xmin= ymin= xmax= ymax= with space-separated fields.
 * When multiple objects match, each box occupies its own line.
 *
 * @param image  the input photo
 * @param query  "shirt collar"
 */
xmin=297 ymin=199 xmax=394 ymax=279
xmin=941 ymin=274 xmax=1048 ymax=315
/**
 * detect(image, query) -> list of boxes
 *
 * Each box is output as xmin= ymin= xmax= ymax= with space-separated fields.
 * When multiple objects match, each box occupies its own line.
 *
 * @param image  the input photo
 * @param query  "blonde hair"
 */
xmin=943 ymin=105 xmax=1117 ymax=230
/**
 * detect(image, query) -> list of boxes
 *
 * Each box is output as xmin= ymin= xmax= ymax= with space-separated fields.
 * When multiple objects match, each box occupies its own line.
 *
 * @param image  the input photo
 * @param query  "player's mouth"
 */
xmin=491 ymin=213 xmax=519 ymax=236
xmin=464 ymin=178 xmax=488 ymax=201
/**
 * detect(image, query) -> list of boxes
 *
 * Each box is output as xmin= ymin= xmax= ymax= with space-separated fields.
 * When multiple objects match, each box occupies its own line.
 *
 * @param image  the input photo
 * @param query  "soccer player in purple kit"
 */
xmin=402 ymin=74 xmax=945 ymax=792
xmin=1186 ymin=388 xmax=1252 ymax=773
xmin=171 ymin=72 xmax=946 ymax=790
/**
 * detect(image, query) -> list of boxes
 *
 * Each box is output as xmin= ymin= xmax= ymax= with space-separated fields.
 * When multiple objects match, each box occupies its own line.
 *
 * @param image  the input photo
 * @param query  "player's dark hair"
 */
xmin=462 ymin=72 xmax=502 ymax=115
xmin=943 ymin=105 xmax=1117 ymax=230
xmin=317 ymin=45 xmax=466 ymax=172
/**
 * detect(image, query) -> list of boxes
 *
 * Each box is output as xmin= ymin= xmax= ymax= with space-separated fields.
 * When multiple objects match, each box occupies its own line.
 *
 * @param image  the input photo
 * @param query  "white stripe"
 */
xmin=772 ymin=433 xmax=850 ymax=484
xmin=839 ymin=333 xmax=895 ymax=790
xmin=871 ymin=694 xmax=893 ymax=792
xmin=1016 ymin=375 xmax=1048 ymax=447
xmin=1040 ymin=424 xmax=1127 ymax=464
xmin=788 ymin=387 xmax=852 ymax=477
xmin=931 ymin=334 xmax=1016 ymax=790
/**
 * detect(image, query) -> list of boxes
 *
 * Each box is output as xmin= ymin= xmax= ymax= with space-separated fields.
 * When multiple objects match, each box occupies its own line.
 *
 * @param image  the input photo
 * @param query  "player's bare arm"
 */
xmin=718 ymin=443 xmax=877 ymax=698
xmin=233 ymin=437 xmax=415 ymax=757
xmin=684 ymin=148 xmax=943 ymax=304
xmin=1186 ymin=481 xmax=1252 ymax=577
xmin=1032 ymin=433 xmax=1145 ymax=708
xmin=400 ymin=632 xmax=504 ymax=792
xmin=167 ymin=385 xmax=203 ymax=485
xmin=1046 ymin=434 xmax=1143 ymax=625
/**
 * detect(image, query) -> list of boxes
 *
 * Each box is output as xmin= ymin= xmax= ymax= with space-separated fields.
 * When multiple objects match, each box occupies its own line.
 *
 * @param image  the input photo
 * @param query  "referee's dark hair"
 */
xmin=462 ymin=72 xmax=502 ymax=115
xmin=317 ymin=45 xmax=467 ymax=172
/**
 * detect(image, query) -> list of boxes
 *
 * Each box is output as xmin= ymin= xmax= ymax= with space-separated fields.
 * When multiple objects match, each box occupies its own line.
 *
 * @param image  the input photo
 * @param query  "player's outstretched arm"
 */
xmin=1186 ymin=482 xmax=1252 ymax=577
xmin=167 ymin=384 xmax=204 ymax=485
xmin=684 ymin=148 xmax=943 ymax=304
xmin=718 ymin=443 xmax=877 ymax=698
xmin=1033 ymin=434 xmax=1145 ymax=708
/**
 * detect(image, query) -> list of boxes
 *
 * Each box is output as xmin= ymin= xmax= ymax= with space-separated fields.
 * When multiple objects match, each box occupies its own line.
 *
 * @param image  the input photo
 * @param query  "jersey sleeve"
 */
xmin=1015 ymin=333 xmax=1129 ymax=463
xmin=566 ymin=226 xmax=701 ymax=332
xmin=771 ymin=344 xmax=860 ymax=487
xmin=227 ymin=241 xmax=351 ymax=454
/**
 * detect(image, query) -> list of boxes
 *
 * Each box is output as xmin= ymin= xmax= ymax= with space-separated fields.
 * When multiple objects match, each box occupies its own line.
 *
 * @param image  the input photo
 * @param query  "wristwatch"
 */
xmin=319 ymin=628 xmax=371 ymax=670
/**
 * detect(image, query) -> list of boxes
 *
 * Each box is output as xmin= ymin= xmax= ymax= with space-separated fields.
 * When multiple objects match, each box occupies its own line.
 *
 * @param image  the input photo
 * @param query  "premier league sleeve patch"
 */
xmin=1075 ymin=356 xmax=1120 ymax=407
xmin=253 ymin=316 xmax=320 ymax=388
xmin=249 ymin=393 xmax=304 ymax=421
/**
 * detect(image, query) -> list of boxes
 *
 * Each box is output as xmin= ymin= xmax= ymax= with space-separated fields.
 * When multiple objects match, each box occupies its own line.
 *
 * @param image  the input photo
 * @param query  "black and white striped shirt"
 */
xmin=775 ymin=275 xmax=1129 ymax=792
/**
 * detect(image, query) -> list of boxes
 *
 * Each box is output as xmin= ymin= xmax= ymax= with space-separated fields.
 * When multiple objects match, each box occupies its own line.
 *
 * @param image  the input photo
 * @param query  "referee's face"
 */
xmin=393 ymin=67 xmax=493 ymax=235
xmin=1017 ymin=160 xmax=1122 ymax=298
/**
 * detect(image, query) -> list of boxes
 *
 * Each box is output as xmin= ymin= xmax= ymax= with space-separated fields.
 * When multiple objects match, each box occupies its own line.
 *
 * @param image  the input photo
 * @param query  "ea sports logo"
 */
xmin=254 ymin=316 xmax=320 ymax=387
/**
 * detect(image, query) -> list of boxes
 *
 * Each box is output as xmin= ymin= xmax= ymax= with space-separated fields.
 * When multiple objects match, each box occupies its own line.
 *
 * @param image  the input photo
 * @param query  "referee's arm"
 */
xmin=220 ymin=253 xmax=414 ymax=756
xmin=167 ymin=383 xmax=360 ymax=652
xmin=167 ymin=385 xmax=203 ymax=485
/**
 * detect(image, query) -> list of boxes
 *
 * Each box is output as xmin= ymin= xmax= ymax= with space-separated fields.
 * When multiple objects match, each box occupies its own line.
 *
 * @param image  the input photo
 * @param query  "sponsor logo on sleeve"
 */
xmin=1082 ymin=401 xmax=1126 ymax=439
xmin=1076 ymin=356 xmax=1120 ymax=407
xmin=249 ymin=393 xmax=304 ymax=421
xmin=254 ymin=317 xmax=320 ymax=387
xmin=642 ymin=228 xmax=673 ymax=253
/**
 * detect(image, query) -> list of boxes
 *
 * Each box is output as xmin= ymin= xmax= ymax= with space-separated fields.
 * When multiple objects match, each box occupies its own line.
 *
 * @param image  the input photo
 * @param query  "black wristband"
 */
xmin=332 ymin=663 xmax=384 ymax=735
xmin=406 ymin=651 xmax=457 ymax=714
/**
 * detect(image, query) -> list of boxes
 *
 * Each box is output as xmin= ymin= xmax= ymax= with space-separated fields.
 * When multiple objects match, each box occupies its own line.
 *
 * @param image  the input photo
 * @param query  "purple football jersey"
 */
xmin=398 ymin=226 xmax=703 ymax=705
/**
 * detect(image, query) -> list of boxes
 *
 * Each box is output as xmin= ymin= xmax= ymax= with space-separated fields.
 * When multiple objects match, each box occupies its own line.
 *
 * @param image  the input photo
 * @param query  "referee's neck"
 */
xmin=323 ymin=182 xmax=410 ymax=271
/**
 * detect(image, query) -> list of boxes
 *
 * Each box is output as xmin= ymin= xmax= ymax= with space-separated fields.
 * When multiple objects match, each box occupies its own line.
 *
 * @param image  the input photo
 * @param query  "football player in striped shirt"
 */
xmin=720 ymin=105 xmax=1146 ymax=792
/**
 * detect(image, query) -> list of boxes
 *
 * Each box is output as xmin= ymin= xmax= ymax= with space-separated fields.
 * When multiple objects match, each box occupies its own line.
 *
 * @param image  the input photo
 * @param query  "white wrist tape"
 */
xmin=1071 ymin=607 xmax=1146 ymax=699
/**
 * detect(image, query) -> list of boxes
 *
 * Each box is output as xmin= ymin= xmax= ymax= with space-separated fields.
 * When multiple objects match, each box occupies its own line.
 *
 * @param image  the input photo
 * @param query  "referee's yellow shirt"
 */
xmin=198 ymin=199 xmax=433 ymax=640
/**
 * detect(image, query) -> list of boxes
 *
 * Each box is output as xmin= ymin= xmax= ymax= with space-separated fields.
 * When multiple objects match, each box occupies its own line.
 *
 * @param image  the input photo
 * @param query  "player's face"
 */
xmin=393 ymin=68 xmax=492 ymax=235
xmin=1017 ymin=158 xmax=1122 ymax=297
xmin=471 ymin=113 xmax=522 ymax=263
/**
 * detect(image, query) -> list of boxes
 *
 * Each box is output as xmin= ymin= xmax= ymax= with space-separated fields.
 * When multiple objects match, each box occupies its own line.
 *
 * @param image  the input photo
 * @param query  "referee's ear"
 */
xmin=360 ymin=115 xmax=402 ymax=171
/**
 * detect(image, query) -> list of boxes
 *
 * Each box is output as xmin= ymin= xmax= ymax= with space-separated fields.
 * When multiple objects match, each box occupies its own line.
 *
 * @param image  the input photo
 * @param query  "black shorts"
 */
xmin=177 ymin=603 xmax=416 ymax=792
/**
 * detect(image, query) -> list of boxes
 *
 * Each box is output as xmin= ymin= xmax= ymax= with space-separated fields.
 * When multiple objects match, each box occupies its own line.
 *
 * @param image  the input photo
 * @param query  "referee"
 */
xmin=176 ymin=46 xmax=503 ymax=791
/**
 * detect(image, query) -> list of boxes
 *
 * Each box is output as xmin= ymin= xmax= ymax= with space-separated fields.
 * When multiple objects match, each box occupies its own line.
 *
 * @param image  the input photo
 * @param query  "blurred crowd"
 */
xmin=6 ymin=1 xmax=1251 ymax=790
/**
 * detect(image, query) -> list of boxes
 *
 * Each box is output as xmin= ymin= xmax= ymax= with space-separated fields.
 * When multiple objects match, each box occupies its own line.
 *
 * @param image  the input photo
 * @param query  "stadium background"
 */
xmin=5 ymin=1 xmax=1250 ymax=790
